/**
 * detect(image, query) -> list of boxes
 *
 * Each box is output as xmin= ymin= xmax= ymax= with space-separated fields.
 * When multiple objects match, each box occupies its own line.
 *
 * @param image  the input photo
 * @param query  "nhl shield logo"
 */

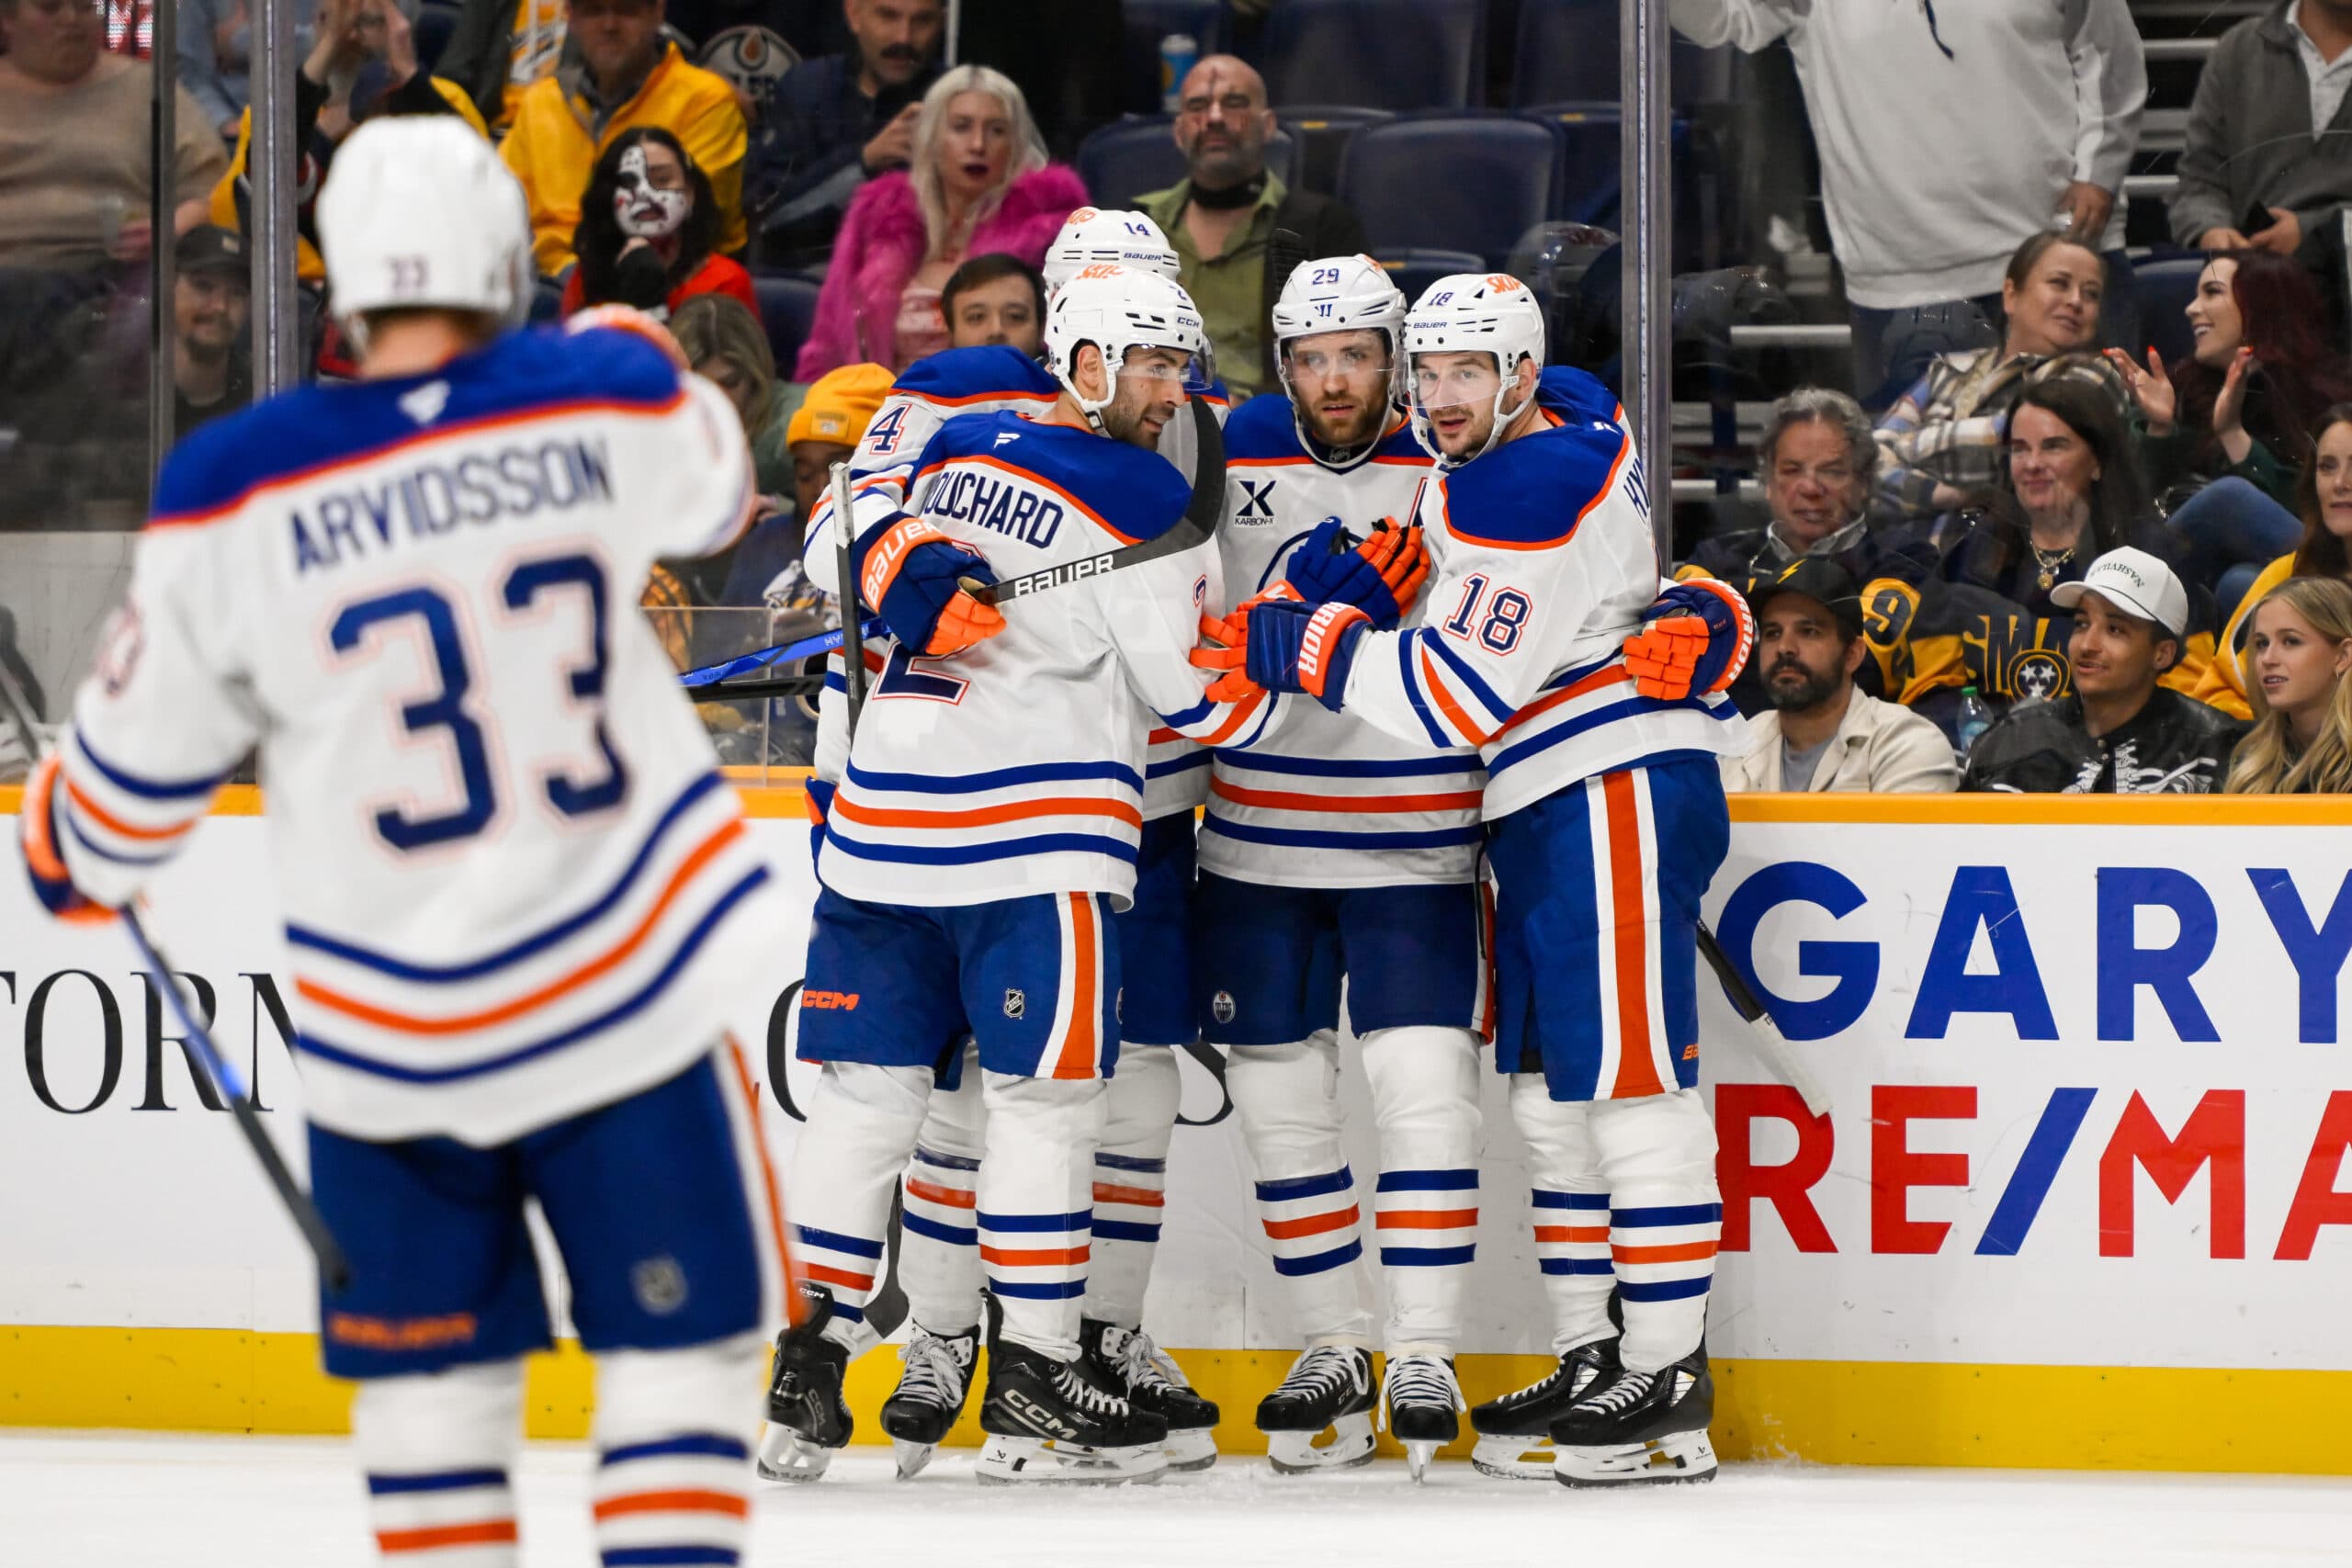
xmin=631 ymin=1256 xmax=688 ymax=1315
xmin=1212 ymin=990 xmax=1237 ymax=1025
xmin=1003 ymin=987 xmax=1027 ymax=1020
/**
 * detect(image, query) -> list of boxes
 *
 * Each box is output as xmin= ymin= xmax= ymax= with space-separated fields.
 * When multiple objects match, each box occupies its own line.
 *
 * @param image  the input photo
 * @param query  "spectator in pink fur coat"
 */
xmin=795 ymin=63 xmax=1084 ymax=378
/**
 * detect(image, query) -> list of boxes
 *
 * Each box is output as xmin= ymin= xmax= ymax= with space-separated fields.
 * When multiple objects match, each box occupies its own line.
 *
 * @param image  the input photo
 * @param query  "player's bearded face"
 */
xmin=1101 ymin=347 xmax=1189 ymax=448
xmin=1414 ymin=351 xmax=1509 ymax=458
xmin=1286 ymin=329 xmax=1390 ymax=450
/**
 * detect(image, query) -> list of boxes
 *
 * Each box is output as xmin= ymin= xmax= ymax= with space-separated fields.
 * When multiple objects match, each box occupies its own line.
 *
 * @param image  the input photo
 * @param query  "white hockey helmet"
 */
xmin=1270 ymin=254 xmax=1408 ymax=458
xmin=1403 ymin=272 xmax=1546 ymax=467
xmin=318 ymin=117 xmax=535 ymax=329
xmin=1044 ymin=263 xmax=1213 ymax=432
xmin=1042 ymin=207 xmax=1181 ymax=293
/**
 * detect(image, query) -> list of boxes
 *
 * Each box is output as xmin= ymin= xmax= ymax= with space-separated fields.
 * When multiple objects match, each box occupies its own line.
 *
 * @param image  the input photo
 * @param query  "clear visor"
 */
xmin=1117 ymin=344 xmax=1216 ymax=396
xmin=1410 ymin=351 xmax=1509 ymax=413
xmin=1283 ymin=332 xmax=1395 ymax=383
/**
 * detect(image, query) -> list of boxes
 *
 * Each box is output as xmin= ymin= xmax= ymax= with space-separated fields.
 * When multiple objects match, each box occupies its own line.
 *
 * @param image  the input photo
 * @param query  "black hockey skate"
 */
xmin=755 ymin=1283 xmax=855 ymax=1483
xmin=879 ymin=1323 xmax=978 ymax=1480
xmin=1380 ymin=1352 xmax=1466 ymax=1483
xmin=1468 ymin=1337 xmax=1623 ymax=1480
xmin=977 ymin=1333 xmax=1170 ymax=1485
xmin=1080 ymin=1318 xmax=1221 ymax=1472
xmin=1255 ymin=1345 xmax=1376 ymax=1473
xmin=1549 ymin=1346 xmax=1718 ymax=1487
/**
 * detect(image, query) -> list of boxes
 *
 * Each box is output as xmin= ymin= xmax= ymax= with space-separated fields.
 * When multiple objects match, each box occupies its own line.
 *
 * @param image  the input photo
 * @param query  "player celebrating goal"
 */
xmin=1197 ymin=273 xmax=1752 ymax=1487
xmin=18 ymin=118 xmax=790 ymax=1565
xmin=764 ymin=263 xmax=1268 ymax=1486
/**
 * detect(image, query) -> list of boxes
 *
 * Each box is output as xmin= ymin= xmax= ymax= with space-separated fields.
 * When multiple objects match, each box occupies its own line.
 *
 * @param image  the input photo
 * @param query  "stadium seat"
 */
xmin=1123 ymin=0 xmax=1231 ymax=112
xmin=1261 ymin=0 xmax=1486 ymax=110
xmin=752 ymin=272 xmax=822 ymax=378
xmin=1509 ymin=0 xmax=1734 ymax=108
xmin=413 ymin=0 xmax=460 ymax=73
xmin=2135 ymin=254 xmax=2207 ymax=369
xmin=1276 ymin=105 xmax=1392 ymax=197
xmin=1371 ymin=250 xmax=1488 ymax=311
xmin=1074 ymin=116 xmax=1295 ymax=207
xmin=1524 ymin=105 xmax=1726 ymax=273
xmin=1338 ymin=116 xmax=1559 ymax=270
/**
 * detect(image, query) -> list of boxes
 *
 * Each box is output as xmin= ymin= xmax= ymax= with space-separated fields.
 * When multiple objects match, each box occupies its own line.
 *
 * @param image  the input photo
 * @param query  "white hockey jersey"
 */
xmin=1340 ymin=371 xmax=1749 ymax=818
xmin=32 ymin=324 xmax=782 ymax=1145
xmin=803 ymin=346 xmax=1224 ymax=831
xmin=810 ymin=408 xmax=1271 ymax=909
xmin=1204 ymin=397 xmax=1486 ymax=888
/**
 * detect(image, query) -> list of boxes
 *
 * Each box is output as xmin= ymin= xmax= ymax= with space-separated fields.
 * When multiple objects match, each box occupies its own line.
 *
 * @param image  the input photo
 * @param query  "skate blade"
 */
xmin=976 ymin=1435 xmax=1170 ymax=1486
xmin=753 ymin=1424 xmax=837 ymax=1483
xmin=1403 ymin=1439 xmax=1439 ymax=1483
xmin=891 ymin=1438 xmax=937 ymax=1481
xmin=1264 ymin=1413 xmax=1377 ymax=1474
xmin=1469 ymin=1435 xmax=1555 ymax=1482
xmin=1554 ymin=1429 xmax=1718 ymax=1487
xmin=1165 ymin=1427 xmax=1220 ymax=1472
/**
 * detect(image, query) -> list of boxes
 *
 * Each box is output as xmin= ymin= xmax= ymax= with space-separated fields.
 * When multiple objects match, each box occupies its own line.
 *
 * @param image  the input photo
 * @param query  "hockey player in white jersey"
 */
xmin=1201 ymin=255 xmax=1487 ymax=1479
xmin=1198 ymin=273 xmax=1754 ymax=1488
xmin=764 ymin=263 xmax=1270 ymax=1486
xmin=17 ymin=118 xmax=789 ymax=1565
xmin=774 ymin=211 xmax=1228 ymax=1478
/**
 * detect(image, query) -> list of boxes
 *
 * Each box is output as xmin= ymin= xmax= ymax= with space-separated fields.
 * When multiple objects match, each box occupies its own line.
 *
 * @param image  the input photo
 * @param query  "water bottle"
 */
xmin=1159 ymin=34 xmax=1199 ymax=113
xmin=1953 ymin=685 xmax=1993 ymax=763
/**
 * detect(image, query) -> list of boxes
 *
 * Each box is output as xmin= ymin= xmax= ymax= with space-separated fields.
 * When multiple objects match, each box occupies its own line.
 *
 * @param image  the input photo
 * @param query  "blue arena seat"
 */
xmin=1339 ymin=116 xmax=1559 ymax=270
xmin=413 ymin=0 xmax=460 ymax=73
xmin=1261 ymin=0 xmax=1486 ymax=110
xmin=1509 ymin=0 xmax=1733 ymax=109
xmin=1371 ymin=250 xmax=1488 ymax=311
xmin=2134 ymin=254 xmax=2208 ymax=368
xmin=752 ymin=273 xmax=822 ymax=379
xmin=1075 ymin=116 xmax=1295 ymax=207
xmin=1275 ymin=105 xmax=1393 ymax=197
xmin=1525 ymin=105 xmax=1727 ymax=273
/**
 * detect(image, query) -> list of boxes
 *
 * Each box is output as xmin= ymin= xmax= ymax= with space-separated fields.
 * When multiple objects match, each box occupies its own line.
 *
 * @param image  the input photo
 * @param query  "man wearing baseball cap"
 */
xmin=1962 ymin=547 xmax=2245 ymax=794
xmin=1722 ymin=557 xmax=1958 ymax=793
xmin=171 ymin=226 xmax=252 ymax=440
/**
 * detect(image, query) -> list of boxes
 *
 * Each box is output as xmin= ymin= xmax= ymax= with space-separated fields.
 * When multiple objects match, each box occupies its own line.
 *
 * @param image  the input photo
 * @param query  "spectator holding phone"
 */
xmin=2168 ymin=0 xmax=2352 ymax=271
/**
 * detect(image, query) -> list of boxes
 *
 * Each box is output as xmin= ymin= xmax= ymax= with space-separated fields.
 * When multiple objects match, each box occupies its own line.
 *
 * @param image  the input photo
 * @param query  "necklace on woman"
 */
xmin=2030 ymin=543 xmax=2076 ymax=592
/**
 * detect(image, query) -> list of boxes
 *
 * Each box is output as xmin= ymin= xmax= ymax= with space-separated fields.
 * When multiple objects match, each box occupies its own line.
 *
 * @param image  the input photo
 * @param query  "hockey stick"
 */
xmin=124 ymin=905 xmax=354 ymax=1290
xmin=1696 ymin=922 xmax=1832 ymax=1117
xmin=677 ymin=618 xmax=886 ymax=704
xmin=831 ymin=461 xmax=870 ymax=735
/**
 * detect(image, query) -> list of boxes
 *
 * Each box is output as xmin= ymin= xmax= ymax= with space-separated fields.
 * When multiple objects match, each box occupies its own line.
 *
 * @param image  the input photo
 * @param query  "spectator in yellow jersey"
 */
xmin=2223 ymin=576 xmax=2352 ymax=793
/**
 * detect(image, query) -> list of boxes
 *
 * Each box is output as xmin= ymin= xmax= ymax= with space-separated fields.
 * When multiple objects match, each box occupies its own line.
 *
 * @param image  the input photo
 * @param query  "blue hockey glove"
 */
xmin=1195 ymin=597 xmax=1371 ymax=712
xmin=1280 ymin=517 xmax=1429 ymax=628
xmin=1624 ymin=579 xmax=1754 ymax=700
xmin=857 ymin=517 xmax=1006 ymax=656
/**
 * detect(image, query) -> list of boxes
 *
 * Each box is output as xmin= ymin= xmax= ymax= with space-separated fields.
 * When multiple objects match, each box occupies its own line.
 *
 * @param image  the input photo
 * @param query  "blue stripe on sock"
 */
xmin=1615 ymin=1275 xmax=1713 ymax=1303
xmin=976 ymin=1210 xmax=1091 ymax=1233
xmin=600 ymin=1435 xmax=750 ymax=1467
xmin=602 ymin=1550 xmax=739 ymax=1566
xmin=1093 ymin=1219 xmax=1162 ymax=1244
xmin=1255 ymin=1168 xmax=1352 ymax=1202
xmin=988 ymin=1279 xmax=1088 ymax=1300
xmin=1539 ymin=1258 xmax=1617 ymax=1276
xmin=1271 ymin=1238 xmax=1362 ymax=1277
xmin=1374 ymin=1168 xmax=1476 ymax=1192
xmin=912 ymin=1145 xmax=982 ymax=1173
xmin=1612 ymin=1202 xmax=1722 ymax=1228
xmin=1533 ymin=1190 xmax=1609 ymax=1210
xmin=366 ymin=1467 xmax=508 ymax=1495
xmin=828 ymin=1300 xmax=865 ymax=1325
xmin=793 ymin=1224 xmax=885 ymax=1258
xmin=1094 ymin=1151 xmax=1168 ymax=1174
xmin=900 ymin=1212 xmax=977 ymax=1247
xmin=1380 ymin=1245 xmax=1476 ymax=1267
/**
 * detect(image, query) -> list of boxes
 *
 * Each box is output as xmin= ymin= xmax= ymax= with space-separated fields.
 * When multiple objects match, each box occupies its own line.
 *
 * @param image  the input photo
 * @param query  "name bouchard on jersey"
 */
xmin=928 ymin=466 xmax=1065 ymax=550
xmin=289 ymin=437 xmax=616 ymax=574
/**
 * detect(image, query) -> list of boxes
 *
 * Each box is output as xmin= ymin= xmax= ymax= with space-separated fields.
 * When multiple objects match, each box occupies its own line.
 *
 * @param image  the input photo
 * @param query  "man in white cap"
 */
xmin=1962 ymin=546 xmax=2245 ymax=793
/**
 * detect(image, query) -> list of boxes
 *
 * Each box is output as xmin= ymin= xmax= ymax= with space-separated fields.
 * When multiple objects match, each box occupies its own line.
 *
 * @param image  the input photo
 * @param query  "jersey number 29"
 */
xmin=328 ymin=551 xmax=628 ymax=852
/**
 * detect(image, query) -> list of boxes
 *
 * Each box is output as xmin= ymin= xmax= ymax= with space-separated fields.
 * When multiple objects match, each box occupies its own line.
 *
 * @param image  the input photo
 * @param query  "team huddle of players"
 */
xmin=16 ymin=120 xmax=1756 ymax=1568
xmin=759 ymin=207 xmax=1758 ymax=1491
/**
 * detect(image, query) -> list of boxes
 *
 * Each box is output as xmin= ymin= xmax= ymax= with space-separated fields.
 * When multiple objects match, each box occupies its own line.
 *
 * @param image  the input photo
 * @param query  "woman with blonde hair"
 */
xmin=2223 ymin=575 xmax=2352 ymax=795
xmin=795 ymin=63 xmax=1085 ymax=378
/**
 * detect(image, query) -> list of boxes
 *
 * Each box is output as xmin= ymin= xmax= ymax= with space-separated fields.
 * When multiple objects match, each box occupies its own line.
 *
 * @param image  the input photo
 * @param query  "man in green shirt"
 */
xmin=1136 ymin=55 xmax=1365 ymax=404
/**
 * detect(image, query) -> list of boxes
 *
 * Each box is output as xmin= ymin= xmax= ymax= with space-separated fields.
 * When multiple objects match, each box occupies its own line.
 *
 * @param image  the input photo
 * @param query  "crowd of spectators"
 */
xmin=5 ymin=0 xmax=2352 ymax=793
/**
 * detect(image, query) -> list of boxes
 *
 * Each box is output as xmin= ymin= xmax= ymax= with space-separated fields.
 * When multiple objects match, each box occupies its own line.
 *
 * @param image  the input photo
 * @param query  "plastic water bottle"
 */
xmin=1954 ymin=685 xmax=1993 ymax=763
xmin=1160 ymin=34 xmax=1198 ymax=113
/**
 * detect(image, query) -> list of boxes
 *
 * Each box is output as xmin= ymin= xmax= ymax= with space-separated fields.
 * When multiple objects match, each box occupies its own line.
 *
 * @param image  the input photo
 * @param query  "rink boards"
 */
xmin=1 ymin=783 xmax=2348 ymax=1474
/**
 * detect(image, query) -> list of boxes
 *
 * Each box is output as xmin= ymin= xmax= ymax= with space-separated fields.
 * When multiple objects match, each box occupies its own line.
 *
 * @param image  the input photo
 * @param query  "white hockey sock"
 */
xmin=1083 ymin=1043 xmax=1180 ymax=1328
xmin=900 ymin=1042 xmax=986 ymax=1335
xmin=1227 ymin=1032 xmax=1373 ymax=1347
xmin=591 ymin=1335 xmax=765 ymax=1566
xmin=1508 ymin=1073 xmax=1615 ymax=1356
xmin=978 ymin=1070 xmax=1107 ymax=1360
xmin=787 ymin=1061 xmax=935 ymax=1343
xmin=351 ymin=1360 xmax=522 ymax=1565
xmin=1590 ymin=1089 xmax=1721 ymax=1373
xmin=1362 ymin=1025 xmax=1484 ymax=1352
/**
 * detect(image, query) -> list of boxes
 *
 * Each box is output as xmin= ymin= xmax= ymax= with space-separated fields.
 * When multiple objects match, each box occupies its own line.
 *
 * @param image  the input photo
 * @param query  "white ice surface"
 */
xmin=3 ymin=1433 xmax=2348 ymax=1567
